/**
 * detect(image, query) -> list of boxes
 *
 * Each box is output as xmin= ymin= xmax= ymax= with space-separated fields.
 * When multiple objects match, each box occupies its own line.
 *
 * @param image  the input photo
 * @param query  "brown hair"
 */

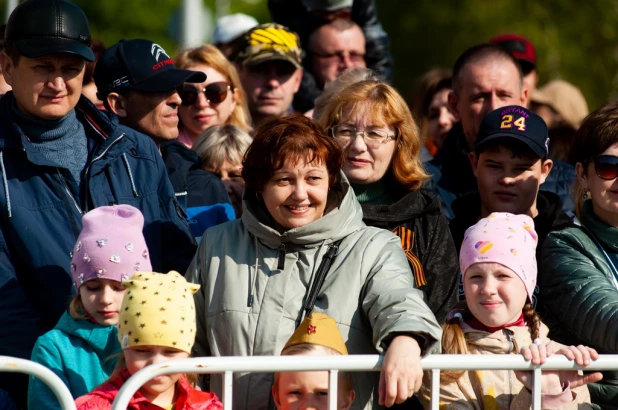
xmin=243 ymin=114 xmax=344 ymax=193
xmin=175 ymin=44 xmax=252 ymax=132
xmin=316 ymin=80 xmax=429 ymax=191
xmin=572 ymin=101 xmax=618 ymax=218
xmin=440 ymin=301 xmax=541 ymax=384
xmin=68 ymin=294 xmax=88 ymax=320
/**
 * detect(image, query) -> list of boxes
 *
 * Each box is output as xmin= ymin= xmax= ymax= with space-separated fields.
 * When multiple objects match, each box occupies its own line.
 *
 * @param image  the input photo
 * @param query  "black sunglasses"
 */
xmin=178 ymin=81 xmax=231 ymax=106
xmin=592 ymin=155 xmax=618 ymax=180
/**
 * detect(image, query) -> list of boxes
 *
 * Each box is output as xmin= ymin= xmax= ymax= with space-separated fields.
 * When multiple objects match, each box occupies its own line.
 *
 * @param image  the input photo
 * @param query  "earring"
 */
xmin=583 ymin=191 xmax=590 ymax=200
xmin=256 ymin=192 xmax=263 ymax=201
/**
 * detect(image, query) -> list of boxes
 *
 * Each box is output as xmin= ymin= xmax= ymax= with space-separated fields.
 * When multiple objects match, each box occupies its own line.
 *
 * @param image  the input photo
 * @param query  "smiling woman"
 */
xmin=186 ymin=114 xmax=442 ymax=410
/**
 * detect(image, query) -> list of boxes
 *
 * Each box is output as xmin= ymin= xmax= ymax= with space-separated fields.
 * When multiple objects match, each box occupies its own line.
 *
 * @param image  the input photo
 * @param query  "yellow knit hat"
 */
xmin=283 ymin=313 xmax=348 ymax=355
xmin=118 ymin=271 xmax=200 ymax=354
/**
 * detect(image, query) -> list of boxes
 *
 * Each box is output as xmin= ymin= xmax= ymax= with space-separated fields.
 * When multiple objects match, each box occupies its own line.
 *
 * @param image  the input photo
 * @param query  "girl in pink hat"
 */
xmin=28 ymin=205 xmax=152 ymax=410
xmin=419 ymin=212 xmax=601 ymax=409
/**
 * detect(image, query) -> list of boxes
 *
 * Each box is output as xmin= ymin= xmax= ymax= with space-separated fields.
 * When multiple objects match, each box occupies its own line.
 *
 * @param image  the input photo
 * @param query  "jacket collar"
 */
xmin=55 ymin=311 xmax=120 ymax=357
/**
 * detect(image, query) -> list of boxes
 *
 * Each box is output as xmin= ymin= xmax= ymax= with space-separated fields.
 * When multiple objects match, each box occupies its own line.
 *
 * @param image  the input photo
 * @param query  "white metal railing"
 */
xmin=0 ymin=356 xmax=76 ymax=410
xmin=111 ymin=354 xmax=618 ymax=410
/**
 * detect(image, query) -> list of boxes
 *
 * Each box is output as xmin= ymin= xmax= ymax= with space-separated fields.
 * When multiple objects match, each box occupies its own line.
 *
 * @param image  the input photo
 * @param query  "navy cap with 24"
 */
xmin=476 ymin=105 xmax=549 ymax=158
xmin=94 ymin=39 xmax=206 ymax=100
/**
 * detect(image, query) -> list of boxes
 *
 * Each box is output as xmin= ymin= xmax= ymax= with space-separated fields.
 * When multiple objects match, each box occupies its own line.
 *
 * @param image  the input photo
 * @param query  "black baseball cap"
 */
xmin=5 ymin=0 xmax=94 ymax=61
xmin=476 ymin=105 xmax=549 ymax=158
xmin=94 ymin=39 xmax=206 ymax=100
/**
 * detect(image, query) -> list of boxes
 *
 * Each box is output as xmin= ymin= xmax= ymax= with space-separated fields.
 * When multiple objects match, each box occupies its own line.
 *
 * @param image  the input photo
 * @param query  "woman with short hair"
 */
xmin=186 ymin=114 xmax=441 ymax=410
xmin=193 ymin=124 xmax=252 ymax=217
xmin=316 ymin=80 xmax=460 ymax=324
xmin=175 ymin=45 xmax=252 ymax=148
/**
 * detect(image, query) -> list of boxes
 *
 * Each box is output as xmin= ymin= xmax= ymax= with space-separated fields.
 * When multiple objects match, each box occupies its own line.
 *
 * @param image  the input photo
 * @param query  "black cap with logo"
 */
xmin=93 ymin=39 xmax=206 ymax=100
xmin=476 ymin=105 xmax=549 ymax=158
xmin=5 ymin=0 xmax=95 ymax=61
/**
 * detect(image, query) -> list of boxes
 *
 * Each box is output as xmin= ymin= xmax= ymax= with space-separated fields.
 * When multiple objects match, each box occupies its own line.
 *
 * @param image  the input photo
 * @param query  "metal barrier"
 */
xmin=111 ymin=354 xmax=618 ymax=410
xmin=0 ymin=355 xmax=76 ymax=410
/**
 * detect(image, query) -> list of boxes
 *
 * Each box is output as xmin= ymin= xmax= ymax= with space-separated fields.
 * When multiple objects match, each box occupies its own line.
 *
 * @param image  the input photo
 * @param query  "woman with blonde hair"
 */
xmin=316 ymin=80 xmax=459 ymax=324
xmin=175 ymin=45 xmax=252 ymax=148
xmin=193 ymin=124 xmax=252 ymax=217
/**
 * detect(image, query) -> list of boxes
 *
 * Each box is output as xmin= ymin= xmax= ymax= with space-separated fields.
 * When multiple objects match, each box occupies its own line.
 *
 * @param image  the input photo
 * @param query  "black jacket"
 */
xmin=449 ymin=190 xmax=573 ymax=306
xmin=268 ymin=0 xmax=393 ymax=112
xmin=160 ymin=141 xmax=234 ymax=237
xmin=425 ymin=123 xmax=577 ymax=219
xmin=360 ymin=187 xmax=460 ymax=324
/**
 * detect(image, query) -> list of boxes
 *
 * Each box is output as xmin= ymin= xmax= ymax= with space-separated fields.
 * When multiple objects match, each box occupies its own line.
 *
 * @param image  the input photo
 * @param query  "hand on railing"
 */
xmin=378 ymin=335 xmax=422 ymax=407
xmin=515 ymin=343 xmax=603 ymax=394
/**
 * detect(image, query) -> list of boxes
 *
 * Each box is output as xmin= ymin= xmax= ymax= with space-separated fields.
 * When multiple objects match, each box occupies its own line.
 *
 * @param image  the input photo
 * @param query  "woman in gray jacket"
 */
xmin=186 ymin=114 xmax=441 ymax=410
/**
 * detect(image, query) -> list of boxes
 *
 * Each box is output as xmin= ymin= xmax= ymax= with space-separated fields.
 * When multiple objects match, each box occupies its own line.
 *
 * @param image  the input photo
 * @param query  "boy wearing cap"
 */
xmin=94 ymin=39 xmax=234 ymax=235
xmin=449 ymin=106 xmax=573 ymax=304
xmin=272 ymin=313 xmax=355 ymax=410
xmin=235 ymin=23 xmax=304 ymax=127
xmin=0 ymin=1 xmax=195 ymax=405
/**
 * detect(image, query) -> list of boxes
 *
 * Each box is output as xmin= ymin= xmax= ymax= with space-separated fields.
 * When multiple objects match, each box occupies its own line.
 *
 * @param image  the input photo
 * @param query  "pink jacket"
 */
xmin=75 ymin=368 xmax=223 ymax=410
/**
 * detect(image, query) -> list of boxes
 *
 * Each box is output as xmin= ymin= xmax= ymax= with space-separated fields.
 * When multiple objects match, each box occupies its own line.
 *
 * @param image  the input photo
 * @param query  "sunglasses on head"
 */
xmin=592 ymin=155 xmax=618 ymax=180
xmin=178 ymin=82 xmax=231 ymax=106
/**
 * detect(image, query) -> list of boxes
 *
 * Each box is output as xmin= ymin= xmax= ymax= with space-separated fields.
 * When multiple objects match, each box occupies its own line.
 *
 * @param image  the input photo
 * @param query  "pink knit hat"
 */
xmin=459 ymin=212 xmax=538 ymax=301
xmin=70 ymin=205 xmax=152 ymax=290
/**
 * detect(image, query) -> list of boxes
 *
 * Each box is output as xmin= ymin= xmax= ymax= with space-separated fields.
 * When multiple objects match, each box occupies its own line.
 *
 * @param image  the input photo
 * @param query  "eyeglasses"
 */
xmin=178 ymin=82 xmax=231 ymax=106
xmin=330 ymin=125 xmax=396 ymax=148
xmin=592 ymin=155 xmax=618 ymax=180
xmin=312 ymin=50 xmax=365 ymax=64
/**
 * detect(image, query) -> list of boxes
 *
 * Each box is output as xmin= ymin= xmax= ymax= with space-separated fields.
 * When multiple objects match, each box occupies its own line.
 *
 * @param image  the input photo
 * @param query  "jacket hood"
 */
xmin=241 ymin=172 xmax=365 ymax=248
xmin=463 ymin=322 xmax=550 ymax=354
xmin=55 ymin=311 xmax=119 ymax=357
xmin=361 ymin=188 xmax=441 ymax=226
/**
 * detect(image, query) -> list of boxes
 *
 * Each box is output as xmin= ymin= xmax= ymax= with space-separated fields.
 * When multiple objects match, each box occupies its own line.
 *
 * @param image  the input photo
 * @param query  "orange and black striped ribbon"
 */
xmin=392 ymin=226 xmax=427 ymax=287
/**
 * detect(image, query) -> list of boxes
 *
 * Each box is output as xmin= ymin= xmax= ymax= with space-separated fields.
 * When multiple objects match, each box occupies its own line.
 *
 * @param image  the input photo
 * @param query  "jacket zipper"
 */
xmin=83 ymin=133 xmax=125 ymax=211
xmin=504 ymin=329 xmax=515 ymax=407
xmin=277 ymin=233 xmax=287 ymax=270
xmin=57 ymin=169 xmax=83 ymax=215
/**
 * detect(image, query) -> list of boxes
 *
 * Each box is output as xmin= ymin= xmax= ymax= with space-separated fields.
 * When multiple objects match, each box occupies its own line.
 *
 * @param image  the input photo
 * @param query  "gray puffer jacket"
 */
xmin=186 ymin=174 xmax=442 ymax=410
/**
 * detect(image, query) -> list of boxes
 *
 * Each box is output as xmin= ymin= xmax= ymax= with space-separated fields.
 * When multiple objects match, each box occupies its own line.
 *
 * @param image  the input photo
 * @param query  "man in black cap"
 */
xmin=0 ymin=1 xmax=196 ymax=405
xmin=94 ymin=39 xmax=234 ymax=236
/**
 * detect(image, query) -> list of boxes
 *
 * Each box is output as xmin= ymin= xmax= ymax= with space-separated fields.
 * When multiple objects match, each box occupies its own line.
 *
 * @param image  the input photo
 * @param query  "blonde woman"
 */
xmin=316 ymin=80 xmax=459 ymax=324
xmin=193 ymin=124 xmax=252 ymax=217
xmin=175 ymin=45 xmax=252 ymax=148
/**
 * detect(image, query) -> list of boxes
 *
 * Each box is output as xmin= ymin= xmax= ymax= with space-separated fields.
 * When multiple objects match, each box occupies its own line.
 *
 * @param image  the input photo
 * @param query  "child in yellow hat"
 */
xmin=272 ymin=313 xmax=355 ymax=410
xmin=75 ymin=271 xmax=223 ymax=410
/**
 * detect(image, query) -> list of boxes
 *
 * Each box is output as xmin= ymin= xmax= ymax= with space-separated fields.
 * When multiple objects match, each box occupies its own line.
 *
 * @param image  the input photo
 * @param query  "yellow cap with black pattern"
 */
xmin=236 ymin=23 xmax=303 ymax=69
xmin=118 ymin=271 xmax=200 ymax=354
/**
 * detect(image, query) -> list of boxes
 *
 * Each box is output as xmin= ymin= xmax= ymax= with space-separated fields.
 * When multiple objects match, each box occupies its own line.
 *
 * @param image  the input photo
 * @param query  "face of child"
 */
xmin=79 ymin=278 xmax=126 ymax=326
xmin=124 ymin=345 xmax=189 ymax=404
xmin=273 ymin=351 xmax=354 ymax=410
xmin=464 ymin=262 xmax=529 ymax=328
xmin=470 ymin=144 xmax=552 ymax=218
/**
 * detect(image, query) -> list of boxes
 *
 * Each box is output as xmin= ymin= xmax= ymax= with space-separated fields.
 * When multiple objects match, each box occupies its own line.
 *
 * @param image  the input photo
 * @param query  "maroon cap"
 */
xmin=490 ymin=33 xmax=536 ymax=70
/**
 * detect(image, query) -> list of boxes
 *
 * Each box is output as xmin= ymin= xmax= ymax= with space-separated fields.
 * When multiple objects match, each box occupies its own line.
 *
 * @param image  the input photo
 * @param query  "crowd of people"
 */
xmin=0 ymin=0 xmax=615 ymax=409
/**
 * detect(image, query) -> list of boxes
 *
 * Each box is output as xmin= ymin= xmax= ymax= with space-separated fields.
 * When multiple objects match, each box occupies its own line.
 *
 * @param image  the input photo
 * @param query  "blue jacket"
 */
xmin=0 ymin=93 xmax=196 ymax=405
xmin=28 ymin=311 xmax=120 ymax=409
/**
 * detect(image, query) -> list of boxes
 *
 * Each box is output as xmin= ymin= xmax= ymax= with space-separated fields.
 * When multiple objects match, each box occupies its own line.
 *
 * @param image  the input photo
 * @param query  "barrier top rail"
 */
xmin=111 ymin=354 xmax=618 ymax=410
xmin=0 ymin=355 xmax=76 ymax=410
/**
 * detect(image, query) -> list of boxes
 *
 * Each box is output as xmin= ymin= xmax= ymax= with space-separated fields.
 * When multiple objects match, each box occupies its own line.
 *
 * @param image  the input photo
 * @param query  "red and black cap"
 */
xmin=476 ymin=105 xmax=549 ymax=159
xmin=5 ymin=0 xmax=95 ymax=61
xmin=93 ymin=39 xmax=206 ymax=100
xmin=490 ymin=33 xmax=536 ymax=74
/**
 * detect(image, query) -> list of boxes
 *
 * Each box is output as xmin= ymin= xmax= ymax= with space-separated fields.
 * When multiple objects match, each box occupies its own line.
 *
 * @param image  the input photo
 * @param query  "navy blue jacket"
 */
xmin=0 ymin=93 xmax=196 ymax=406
